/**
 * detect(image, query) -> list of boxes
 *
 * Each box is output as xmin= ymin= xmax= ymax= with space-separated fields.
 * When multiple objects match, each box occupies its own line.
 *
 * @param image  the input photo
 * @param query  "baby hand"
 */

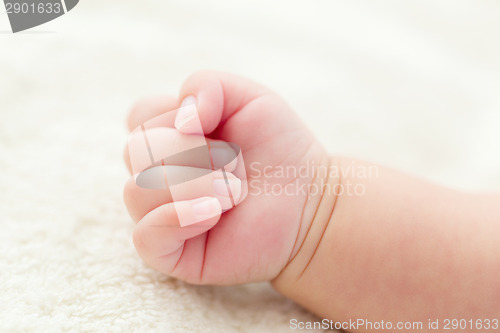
xmin=124 ymin=71 xmax=329 ymax=285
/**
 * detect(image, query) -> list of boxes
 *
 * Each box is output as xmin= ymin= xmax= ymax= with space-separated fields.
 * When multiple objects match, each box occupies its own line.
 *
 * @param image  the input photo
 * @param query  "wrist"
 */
xmin=271 ymin=155 xmax=341 ymax=293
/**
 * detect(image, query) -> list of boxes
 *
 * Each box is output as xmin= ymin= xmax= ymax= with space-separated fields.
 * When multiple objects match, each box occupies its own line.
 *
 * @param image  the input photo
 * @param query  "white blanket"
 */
xmin=1 ymin=1 xmax=499 ymax=332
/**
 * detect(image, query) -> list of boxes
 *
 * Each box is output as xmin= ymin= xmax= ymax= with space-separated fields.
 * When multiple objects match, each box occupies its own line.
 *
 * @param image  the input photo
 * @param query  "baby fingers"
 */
xmin=133 ymin=197 xmax=221 ymax=279
xmin=124 ymin=168 xmax=242 ymax=222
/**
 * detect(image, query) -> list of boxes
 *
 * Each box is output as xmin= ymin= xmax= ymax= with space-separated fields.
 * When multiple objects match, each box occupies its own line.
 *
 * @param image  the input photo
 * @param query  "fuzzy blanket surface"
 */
xmin=1 ymin=1 xmax=499 ymax=332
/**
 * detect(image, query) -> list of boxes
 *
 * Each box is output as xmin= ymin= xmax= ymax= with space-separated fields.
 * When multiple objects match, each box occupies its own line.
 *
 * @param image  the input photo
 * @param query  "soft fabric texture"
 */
xmin=1 ymin=1 xmax=499 ymax=332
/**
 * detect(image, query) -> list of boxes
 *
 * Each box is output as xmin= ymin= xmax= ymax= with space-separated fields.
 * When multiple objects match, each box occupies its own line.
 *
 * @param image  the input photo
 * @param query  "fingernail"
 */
xmin=180 ymin=95 xmax=196 ymax=108
xmin=175 ymin=96 xmax=197 ymax=131
xmin=191 ymin=197 xmax=221 ymax=221
xmin=213 ymin=177 xmax=241 ymax=203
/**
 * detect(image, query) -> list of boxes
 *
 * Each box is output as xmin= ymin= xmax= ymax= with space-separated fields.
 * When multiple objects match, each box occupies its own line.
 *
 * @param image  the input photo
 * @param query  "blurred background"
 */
xmin=1 ymin=1 xmax=499 ymax=332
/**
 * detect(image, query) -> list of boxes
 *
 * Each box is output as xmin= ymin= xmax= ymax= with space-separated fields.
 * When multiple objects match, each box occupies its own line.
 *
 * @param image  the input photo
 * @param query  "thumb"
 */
xmin=174 ymin=70 xmax=272 ymax=135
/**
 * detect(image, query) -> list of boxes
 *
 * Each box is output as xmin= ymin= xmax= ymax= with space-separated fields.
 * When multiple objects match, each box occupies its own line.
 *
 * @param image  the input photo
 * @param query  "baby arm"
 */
xmin=273 ymin=157 xmax=500 ymax=332
xmin=124 ymin=71 xmax=500 ymax=333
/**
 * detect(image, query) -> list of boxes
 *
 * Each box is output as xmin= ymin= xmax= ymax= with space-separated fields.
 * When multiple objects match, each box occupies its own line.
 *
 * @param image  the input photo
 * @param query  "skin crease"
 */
xmin=124 ymin=71 xmax=500 ymax=333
